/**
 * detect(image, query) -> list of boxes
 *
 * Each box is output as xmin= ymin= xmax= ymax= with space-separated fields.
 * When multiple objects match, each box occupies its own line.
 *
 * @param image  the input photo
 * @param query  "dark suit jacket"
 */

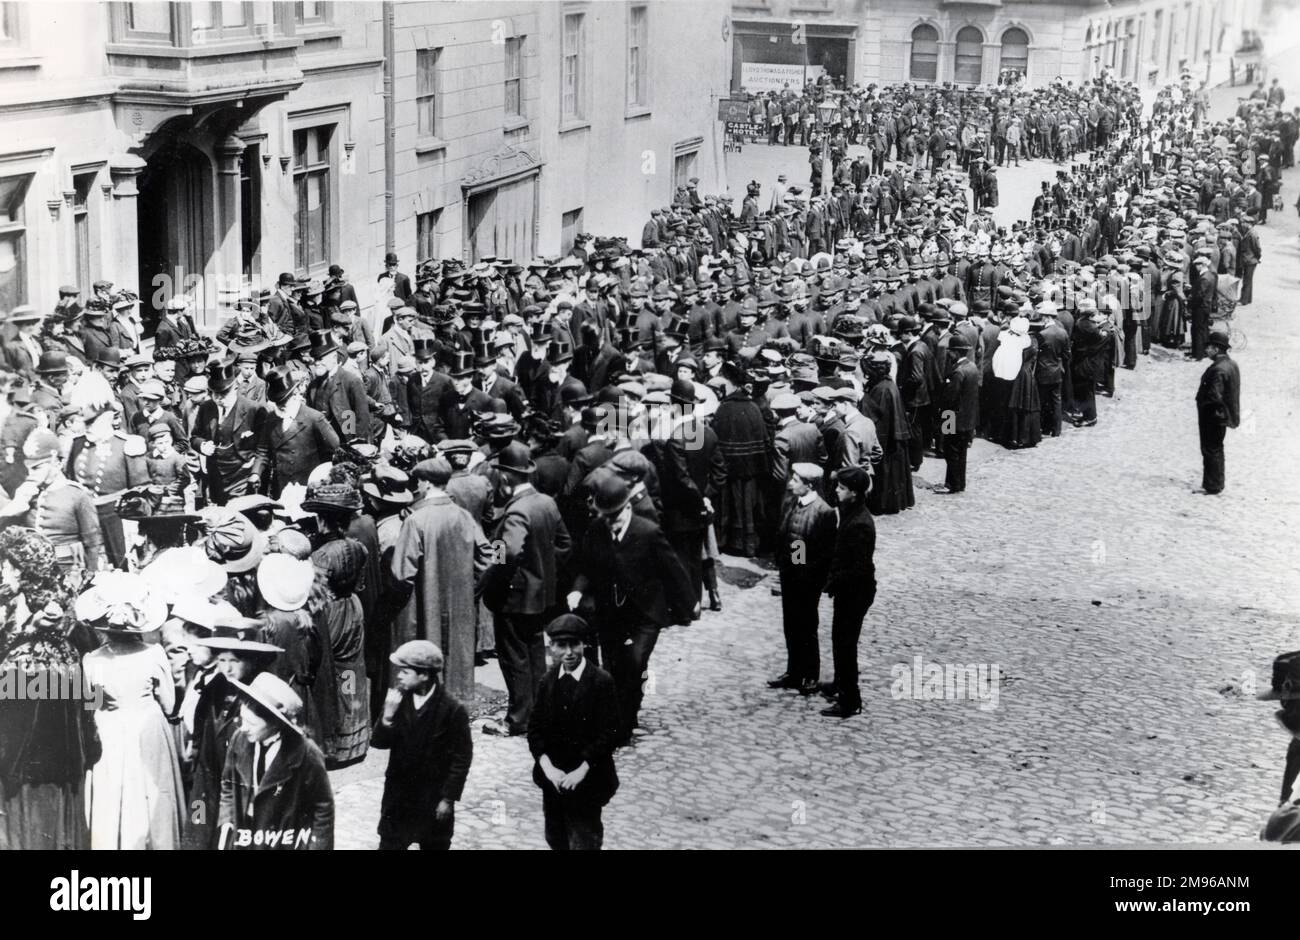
xmin=1035 ymin=322 xmax=1069 ymax=385
xmin=527 ymin=662 xmax=620 ymax=807
xmin=1196 ymin=353 xmax=1241 ymax=428
xmin=252 ymin=404 xmax=341 ymax=496
xmin=901 ymin=339 xmax=934 ymax=408
xmin=439 ymin=388 xmax=494 ymax=441
xmin=572 ymin=515 xmax=696 ymax=630
xmin=826 ymin=499 xmax=877 ymax=601
xmin=479 ymin=374 xmax=527 ymax=421
xmin=485 ymin=486 xmax=572 ymax=615
xmin=154 ymin=314 xmax=196 ymax=349
xmin=192 ymin=395 xmax=262 ymax=500
xmin=1 ymin=338 xmax=39 ymax=378
xmin=642 ymin=416 xmax=726 ymax=533
xmin=312 ymin=366 xmax=371 ymax=442
xmin=940 ymin=358 xmax=981 ymax=432
xmin=407 ymin=371 xmax=453 ymax=442
xmin=379 ymin=271 xmax=413 ymax=302
xmin=370 ymin=684 xmax=472 ymax=841
xmin=218 ymin=731 xmax=333 ymax=850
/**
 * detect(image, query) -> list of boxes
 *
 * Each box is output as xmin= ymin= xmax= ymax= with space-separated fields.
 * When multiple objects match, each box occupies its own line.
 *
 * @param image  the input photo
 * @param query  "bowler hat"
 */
xmin=1207 ymin=328 xmax=1231 ymax=350
xmin=589 ymin=472 xmax=632 ymax=516
xmin=308 ymin=329 xmax=342 ymax=360
xmin=36 ymin=351 xmax=69 ymax=374
xmin=491 ymin=440 xmax=536 ymax=475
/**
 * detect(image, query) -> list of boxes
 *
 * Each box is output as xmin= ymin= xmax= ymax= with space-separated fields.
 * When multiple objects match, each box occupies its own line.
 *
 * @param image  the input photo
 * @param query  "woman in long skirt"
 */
xmin=310 ymin=536 xmax=371 ymax=767
xmin=862 ymin=354 xmax=915 ymax=514
xmin=78 ymin=572 xmax=184 ymax=850
xmin=0 ymin=528 xmax=98 ymax=850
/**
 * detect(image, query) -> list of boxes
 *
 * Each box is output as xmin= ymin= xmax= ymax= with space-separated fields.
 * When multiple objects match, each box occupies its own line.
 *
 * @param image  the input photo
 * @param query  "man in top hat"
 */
xmin=1194 ymin=328 xmax=1241 ymax=495
xmin=481 ymin=441 xmax=572 ymax=737
xmin=0 ymin=428 xmax=103 ymax=573
xmin=527 ymin=613 xmax=620 ymax=850
xmin=251 ymin=366 xmax=341 ymax=497
xmin=307 ymin=329 xmax=372 ymax=443
xmin=475 ymin=338 xmax=527 ymax=421
xmin=378 ymin=252 xmax=413 ymax=304
xmin=191 ymin=359 xmax=263 ymax=505
xmin=567 ymin=472 xmax=695 ymax=746
xmin=531 ymin=339 xmax=587 ymax=424
xmin=439 ymin=350 xmax=494 ymax=441
xmin=372 ymin=640 xmax=473 ymax=851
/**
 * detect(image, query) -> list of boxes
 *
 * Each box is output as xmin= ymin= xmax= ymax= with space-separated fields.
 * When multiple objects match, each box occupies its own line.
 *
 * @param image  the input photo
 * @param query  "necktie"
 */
xmin=254 ymin=743 xmax=268 ymax=790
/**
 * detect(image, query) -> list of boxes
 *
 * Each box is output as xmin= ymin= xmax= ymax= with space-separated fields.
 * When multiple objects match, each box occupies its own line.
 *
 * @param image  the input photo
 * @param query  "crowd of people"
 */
xmin=0 ymin=62 xmax=1286 ymax=850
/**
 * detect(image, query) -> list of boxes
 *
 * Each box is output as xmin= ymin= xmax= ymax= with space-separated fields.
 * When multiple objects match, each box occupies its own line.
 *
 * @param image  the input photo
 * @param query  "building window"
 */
xmin=417 ymin=48 xmax=441 ymax=140
xmin=0 ymin=175 xmax=30 ymax=313
xmin=562 ymin=12 xmax=585 ymax=122
xmin=627 ymin=6 xmax=648 ymax=109
xmin=416 ymin=208 xmax=442 ymax=263
xmin=190 ymin=2 xmax=258 ymax=41
xmin=561 ymin=208 xmax=583 ymax=256
xmin=1000 ymin=27 xmax=1028 ymax=79
xmin=123 ymin=1 xmax=174 ymax=40
xmin=293 ymin=126 xmax=333 ymax=274
xmin=73 ymin=173 xmax=98 ymax=294
xmin=294 ymin=0 xmax=329 ymax=25
xmin=673 ymin=150 xmax=698 ymax=194
xmin=954 ymin=26 xmax=984 ymax=85
xmin=504 ymin=35 xmax=525 ymax=119
xmin=909 ymin=25 xmax=939 ymax=82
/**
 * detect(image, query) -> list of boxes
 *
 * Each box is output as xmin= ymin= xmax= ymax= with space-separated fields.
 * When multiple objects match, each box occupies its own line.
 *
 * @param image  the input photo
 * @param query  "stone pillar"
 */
xmin=107 ymin=154 xmax=146 ymax=301
xmin=215 ymin=134 xmax=246 ymax=316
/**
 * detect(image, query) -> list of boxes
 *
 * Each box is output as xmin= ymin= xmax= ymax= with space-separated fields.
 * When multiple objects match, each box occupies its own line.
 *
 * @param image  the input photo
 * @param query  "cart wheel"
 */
xmin=1232 ymin=326 xmax=1247 ymax=352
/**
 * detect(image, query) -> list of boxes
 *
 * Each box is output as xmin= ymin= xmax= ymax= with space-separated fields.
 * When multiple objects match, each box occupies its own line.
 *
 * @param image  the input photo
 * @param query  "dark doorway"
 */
xmin=137 ymin=140 xmax=213 ymax=337
xmin=240 ymin=143 xmax=262 ymax=284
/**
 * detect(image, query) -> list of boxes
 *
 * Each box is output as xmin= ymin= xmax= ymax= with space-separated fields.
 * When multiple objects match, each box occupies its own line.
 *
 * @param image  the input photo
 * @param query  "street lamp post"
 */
xmin=817 ymin=98 xmax=835 ymax=195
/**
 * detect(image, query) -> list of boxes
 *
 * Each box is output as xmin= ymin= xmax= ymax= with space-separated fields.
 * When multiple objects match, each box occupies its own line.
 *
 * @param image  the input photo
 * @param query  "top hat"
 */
xmin=206 ymin=359 xmax=238 ymax=393
xmin=445 ymin=350 xmax=476 ymax=378
xmin=547 ymin=340 xmax=574 ymax=365
xmin=413 ymin=337 xmax=438 ymax=362
xmin=308 ymin=329 xmax=342 ymax=360
xmin=263 ymin=367 xmax=297 ymax=405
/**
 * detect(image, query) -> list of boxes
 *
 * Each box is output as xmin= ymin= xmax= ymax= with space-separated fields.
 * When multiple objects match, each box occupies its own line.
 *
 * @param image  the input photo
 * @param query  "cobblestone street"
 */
xmin=333 ymin=63 xmax=1300 ymax=848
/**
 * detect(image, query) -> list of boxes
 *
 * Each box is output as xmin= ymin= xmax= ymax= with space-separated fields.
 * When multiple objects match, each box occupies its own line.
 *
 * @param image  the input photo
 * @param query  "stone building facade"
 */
xmin=0 ymin=0 xmax=729 ymax=330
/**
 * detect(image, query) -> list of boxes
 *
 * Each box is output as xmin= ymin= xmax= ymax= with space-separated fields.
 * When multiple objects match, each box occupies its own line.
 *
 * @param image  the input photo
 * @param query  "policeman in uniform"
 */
xmin=1 ymin=428 xmax=104 ymax=573
xmin=66 ymin=393 xmax=149 ymax=569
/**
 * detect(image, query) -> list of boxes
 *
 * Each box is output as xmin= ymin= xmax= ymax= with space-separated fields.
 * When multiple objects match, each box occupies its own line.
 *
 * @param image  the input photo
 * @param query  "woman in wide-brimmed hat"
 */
xmin=256 ymin=553 xmax=323 ymax=745
xmin=78 ymin=571 xmax=184 ymax=849
xmin=0 ymin=528 xmax=100 ymax=850
xmin=203 ymin=509 xmax=267 ymax=616
xmin=180 ymin=614 xmax=283 ymax=850
xmin=217 ymin=672 xmax=334 ymax=850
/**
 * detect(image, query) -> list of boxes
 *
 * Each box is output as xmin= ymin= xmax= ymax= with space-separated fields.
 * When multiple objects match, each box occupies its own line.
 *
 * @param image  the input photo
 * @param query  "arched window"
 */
xmin=1001 ymin=27 xmax=1029 ymax=78
xmin=910 ymin=24 xmax=939 ymax=82
xmin=954 ymin=26 xmax=983 ymax=84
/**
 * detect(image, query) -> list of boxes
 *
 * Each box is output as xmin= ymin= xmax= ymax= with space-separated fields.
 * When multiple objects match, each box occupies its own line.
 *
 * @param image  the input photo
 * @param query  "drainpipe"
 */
xmin=383 ymin=1 xmax=396 ymax=255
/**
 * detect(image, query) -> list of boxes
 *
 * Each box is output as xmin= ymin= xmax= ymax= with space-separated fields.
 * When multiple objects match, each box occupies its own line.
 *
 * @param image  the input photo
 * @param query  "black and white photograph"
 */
xmin=0 ymin=0 xmax=1298 ymax=901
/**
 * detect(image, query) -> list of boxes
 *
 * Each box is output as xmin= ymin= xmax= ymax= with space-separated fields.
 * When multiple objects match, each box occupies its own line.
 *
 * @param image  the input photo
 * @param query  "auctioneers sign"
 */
xmin=740 ymin=61 xmax=808 ymax=95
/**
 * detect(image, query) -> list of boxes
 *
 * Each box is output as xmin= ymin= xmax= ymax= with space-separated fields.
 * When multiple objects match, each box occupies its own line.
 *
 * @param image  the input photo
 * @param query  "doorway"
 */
xmin=137 ymin=141 xmax=213 ymax=336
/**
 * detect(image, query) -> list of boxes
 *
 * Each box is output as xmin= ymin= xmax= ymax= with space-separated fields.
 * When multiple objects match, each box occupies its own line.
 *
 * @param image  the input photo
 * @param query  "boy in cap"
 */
xmin=820 ymin=465 xmax=876 ymax=719
xmin=770 ymin=462 xmax=836 ymax=696
xmin=527 ymin=614 xmax=620 ymax=850
xmin=1194 ymin=328 xmax=1240 ymax=495
xmin=372 ymin=640 xmax=473 ymax=850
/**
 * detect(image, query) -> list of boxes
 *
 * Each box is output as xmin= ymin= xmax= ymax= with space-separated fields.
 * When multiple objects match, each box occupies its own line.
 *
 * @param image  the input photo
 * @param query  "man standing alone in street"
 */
xmin=820 ymin=466 xmax=876 ymax=719
xmin=1195 ymin=328 xmax=1241 ymax=495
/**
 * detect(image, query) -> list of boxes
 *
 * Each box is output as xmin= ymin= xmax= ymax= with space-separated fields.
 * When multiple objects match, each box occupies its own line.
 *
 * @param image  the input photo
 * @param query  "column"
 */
xmin=107 ymin=154 xmax=146 ymax=299
xmin=215 ymin=134 xmax=246 ymax=310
